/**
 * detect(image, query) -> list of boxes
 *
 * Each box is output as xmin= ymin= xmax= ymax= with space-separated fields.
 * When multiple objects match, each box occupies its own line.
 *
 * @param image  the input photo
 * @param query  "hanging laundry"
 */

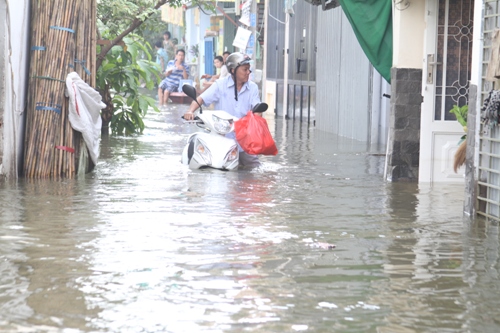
xmin=481 ymin=90 xmax=500 ymax=127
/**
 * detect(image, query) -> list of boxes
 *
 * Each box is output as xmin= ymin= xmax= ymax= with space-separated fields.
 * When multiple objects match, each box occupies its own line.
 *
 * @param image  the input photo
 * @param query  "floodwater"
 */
xmin=1 ymin=103 xmax=500 ymax=333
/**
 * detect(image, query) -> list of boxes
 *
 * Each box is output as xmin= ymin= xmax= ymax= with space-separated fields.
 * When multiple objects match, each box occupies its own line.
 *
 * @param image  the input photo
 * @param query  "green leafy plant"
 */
xmin=449 ymin=104 xmax=468 ymax=144
xmin=96 ymin=0 xmax=185 ymax=135
xmin=449 ymin=104 xmax=468 ymax=129
xmin=189 ymin=44 xmax=199 ymax=58
xmin=96 ymin=34 xmax=160 ymax=135
xmin=95 ymin=0 xmax=211 ymax=135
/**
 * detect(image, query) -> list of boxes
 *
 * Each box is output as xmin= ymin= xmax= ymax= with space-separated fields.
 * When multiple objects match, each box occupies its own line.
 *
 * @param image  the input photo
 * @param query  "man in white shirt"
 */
xmin=184 ymin=52 xmax=261 ymax=167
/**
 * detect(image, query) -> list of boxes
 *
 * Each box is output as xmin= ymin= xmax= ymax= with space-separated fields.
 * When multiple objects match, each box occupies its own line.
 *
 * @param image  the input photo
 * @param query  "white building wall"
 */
xmin=392 ymin=1 xmax=426 ymax=69
xmin=185 ymin=8 xmax=211 ymax=82
xmin=0 ymin=0 xmax=30 ymax=178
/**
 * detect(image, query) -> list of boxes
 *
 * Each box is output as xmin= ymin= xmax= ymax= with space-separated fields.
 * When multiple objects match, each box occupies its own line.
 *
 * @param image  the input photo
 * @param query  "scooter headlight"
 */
xmin=212 ymin=115 xmax=234 ymax=135
xmin=225 ymin=145 xmax=238 ymax=162
xmin=223 ymin=145 xmax=239 ymax=170
xmin=195 ymin=139 xmax=212 ymax=165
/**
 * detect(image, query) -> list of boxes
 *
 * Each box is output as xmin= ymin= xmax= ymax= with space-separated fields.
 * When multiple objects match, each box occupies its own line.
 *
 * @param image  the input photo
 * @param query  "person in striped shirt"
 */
xmin=158 ymin=49 xmax=190 ymax=106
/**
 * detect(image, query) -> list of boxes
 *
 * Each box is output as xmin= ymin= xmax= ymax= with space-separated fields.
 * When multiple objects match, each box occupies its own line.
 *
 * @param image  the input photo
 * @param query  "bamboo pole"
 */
xmin=58 ymin=0 xmax=81 ymax=177
xmin=25 ymin=0 xmax=98 ymax=178
xmin=25 ymin=0 xmax=76 ymax=177
xmin=25 ymin=0 xmax=51 ymax=178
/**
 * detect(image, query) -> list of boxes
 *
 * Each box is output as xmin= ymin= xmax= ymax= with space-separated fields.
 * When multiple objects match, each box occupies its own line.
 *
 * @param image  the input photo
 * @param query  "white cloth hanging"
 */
xmin=65 ymin=72 xmax=106 ymax=164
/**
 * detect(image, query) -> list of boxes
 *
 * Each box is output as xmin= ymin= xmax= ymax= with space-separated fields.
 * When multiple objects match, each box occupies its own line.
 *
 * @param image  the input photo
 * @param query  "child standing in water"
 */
xmin=162 ymin=31 xmax=176 ymax=62
xmin=155 ymin=41 xmax=169 ymax=74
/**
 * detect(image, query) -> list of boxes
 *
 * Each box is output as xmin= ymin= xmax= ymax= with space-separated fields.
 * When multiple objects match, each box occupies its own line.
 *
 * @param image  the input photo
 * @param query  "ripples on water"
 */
xmin=1 ymin=103 xmax=500 ymax=332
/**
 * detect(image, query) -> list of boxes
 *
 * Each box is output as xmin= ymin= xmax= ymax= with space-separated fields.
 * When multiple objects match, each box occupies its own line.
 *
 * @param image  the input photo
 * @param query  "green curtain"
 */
xmin=339 ymin=0 xmax=393 ymax=83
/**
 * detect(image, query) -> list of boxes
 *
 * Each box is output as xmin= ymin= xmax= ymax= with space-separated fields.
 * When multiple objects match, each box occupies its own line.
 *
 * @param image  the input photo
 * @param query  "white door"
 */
xmin=419 ymin=0 xmax=473 ymax=182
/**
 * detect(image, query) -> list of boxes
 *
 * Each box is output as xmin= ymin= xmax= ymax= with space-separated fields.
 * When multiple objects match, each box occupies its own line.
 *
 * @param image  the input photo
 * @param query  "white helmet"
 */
xmin=226 ymin=52 xmax=251 ymax=74
xmin=226 ymin=52 xmax=252 ymax=101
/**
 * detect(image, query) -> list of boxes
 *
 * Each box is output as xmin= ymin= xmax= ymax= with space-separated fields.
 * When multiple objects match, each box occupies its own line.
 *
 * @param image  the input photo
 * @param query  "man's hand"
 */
xmin=184 ymin=99 xmax=203 ymax=120
xmin=183 ymin=111 xmax=195 ymax=120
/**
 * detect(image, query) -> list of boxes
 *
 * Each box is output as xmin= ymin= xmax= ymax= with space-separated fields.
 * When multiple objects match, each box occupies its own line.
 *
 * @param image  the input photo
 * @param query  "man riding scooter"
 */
xmin=183 ymin=52 xmax=262 ymax=168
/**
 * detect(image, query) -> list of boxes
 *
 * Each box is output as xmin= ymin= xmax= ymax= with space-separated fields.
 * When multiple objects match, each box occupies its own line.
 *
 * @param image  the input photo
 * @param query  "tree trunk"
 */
xmin=98 ymin=84 xmax=113 ymax=136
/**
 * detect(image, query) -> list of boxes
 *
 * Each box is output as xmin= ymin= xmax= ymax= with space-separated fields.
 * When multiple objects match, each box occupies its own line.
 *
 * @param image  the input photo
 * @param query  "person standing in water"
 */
xmin=154 ymin=41 xmax=169 ymax=74
xmin=162 ymin=31 xmax=176 ymax=62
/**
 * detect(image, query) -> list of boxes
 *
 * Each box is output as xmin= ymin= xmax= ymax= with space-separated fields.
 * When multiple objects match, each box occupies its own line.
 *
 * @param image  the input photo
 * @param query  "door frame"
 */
xmin=204 ymin=38 xmax=215 ymax=76
xmin=419 ymin=0 xmax=466 ymax=183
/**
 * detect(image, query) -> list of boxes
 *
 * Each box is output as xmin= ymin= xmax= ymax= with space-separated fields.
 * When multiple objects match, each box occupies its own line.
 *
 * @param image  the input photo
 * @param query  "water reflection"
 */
xmin=461 ymin=219 xmax=500 ymax=332
xmin=1 ymin=179 xmax=99 ymax=331
xmin=0 ymin=181 xmax=33 ymax=326
xmin=1 ymin=103 xmax=500 ymax=332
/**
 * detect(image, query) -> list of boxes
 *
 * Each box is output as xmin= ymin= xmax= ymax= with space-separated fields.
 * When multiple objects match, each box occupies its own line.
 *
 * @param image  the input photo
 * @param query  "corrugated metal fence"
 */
xmin=315 ymin=8 xmax=372 ymax=142
xmin=266 ymin=3 xmax=388 ymax=145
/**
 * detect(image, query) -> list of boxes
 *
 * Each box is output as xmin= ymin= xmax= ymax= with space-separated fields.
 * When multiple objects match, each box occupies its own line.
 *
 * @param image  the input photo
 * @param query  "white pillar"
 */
xmin=283 ymin=15 xmax=289 ymax=119
xmin=1 ymin=0 xmax=30 ymax=178
xmin=262 ymin=0 xmax=268 ymax=98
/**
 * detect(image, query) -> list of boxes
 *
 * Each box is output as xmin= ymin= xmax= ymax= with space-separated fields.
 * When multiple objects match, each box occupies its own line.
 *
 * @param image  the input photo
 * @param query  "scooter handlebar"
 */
xmin=181 ymin=116 xmax=202 ymax=124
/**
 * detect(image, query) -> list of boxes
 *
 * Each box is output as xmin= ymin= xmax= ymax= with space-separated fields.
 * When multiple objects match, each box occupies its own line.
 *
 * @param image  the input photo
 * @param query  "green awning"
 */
xmin=339 ymin=0 xmax=393 ymax=83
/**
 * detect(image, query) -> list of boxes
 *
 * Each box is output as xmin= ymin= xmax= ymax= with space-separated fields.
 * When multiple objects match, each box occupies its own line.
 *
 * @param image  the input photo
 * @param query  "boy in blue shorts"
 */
xmin=158 ymin=49 xmax=190 ymax=106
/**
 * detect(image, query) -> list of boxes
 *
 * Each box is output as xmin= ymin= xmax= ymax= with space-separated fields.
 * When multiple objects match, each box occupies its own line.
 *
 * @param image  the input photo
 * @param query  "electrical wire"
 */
xmin=268 ymin=11 xmax=286 ymax=25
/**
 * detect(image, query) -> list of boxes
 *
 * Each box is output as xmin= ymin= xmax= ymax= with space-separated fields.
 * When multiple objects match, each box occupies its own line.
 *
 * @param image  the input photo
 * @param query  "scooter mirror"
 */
xmin=182 ymin=84 xmax=197 ymax=100
xmin=252 ymin=103 xmax=268 ymax=113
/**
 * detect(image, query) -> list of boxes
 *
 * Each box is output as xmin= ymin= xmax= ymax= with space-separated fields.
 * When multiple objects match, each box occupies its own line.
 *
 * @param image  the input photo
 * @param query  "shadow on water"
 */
xmin=1 ymin=102 xmax=500 ymax=332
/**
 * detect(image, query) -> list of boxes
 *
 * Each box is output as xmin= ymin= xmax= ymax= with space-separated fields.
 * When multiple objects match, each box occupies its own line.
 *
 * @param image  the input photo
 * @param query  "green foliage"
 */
xmin=140 ymin=11 xmax=170 ymax=61
xmin=189 ymin=44 xmax=199 ymax=58
xmin=449 ymin=104 xmax=468 ymax=127
xmin=96 ymin=34 xmax=160 ymax=135
xmin=97 ymin=0 xmax=183 ymax=37
xmin=449 ymin=104 xmax=468 ymax=144
xmin=95 ymin=0 xmax=207 ymax=135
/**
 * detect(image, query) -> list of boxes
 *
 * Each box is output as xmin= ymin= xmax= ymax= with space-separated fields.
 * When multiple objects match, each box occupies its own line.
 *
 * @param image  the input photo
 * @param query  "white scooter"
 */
xmin=180 ymin=84 xmax=268 ymax=171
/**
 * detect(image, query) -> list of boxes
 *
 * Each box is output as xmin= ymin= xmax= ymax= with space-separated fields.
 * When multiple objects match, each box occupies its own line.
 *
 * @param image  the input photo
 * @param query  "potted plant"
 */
xmin=449 ymin=104 xmax=468 ymax=173
xmin=189 ymin=44 xmax=199 ymax=63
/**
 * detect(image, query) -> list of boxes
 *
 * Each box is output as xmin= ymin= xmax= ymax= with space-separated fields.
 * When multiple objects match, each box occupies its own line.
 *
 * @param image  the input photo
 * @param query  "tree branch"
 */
xmin=96 ymin=0 xmax=168 ymax=69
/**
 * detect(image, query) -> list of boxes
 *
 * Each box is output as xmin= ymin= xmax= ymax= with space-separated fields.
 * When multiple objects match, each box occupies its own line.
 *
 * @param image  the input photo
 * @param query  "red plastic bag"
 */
xmin=234 ymin=111 xmax=278 ymax=155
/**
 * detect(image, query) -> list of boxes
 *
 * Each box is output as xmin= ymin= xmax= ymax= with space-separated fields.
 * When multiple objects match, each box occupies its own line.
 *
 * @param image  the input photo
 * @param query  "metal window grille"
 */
xmin=478 ymin=1 xmax=500 ymax=220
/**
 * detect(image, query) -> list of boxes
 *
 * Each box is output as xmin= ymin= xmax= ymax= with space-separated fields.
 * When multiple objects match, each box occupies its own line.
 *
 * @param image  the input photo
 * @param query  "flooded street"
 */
xmin=1 ymin=103 xmax=500 ymax=333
